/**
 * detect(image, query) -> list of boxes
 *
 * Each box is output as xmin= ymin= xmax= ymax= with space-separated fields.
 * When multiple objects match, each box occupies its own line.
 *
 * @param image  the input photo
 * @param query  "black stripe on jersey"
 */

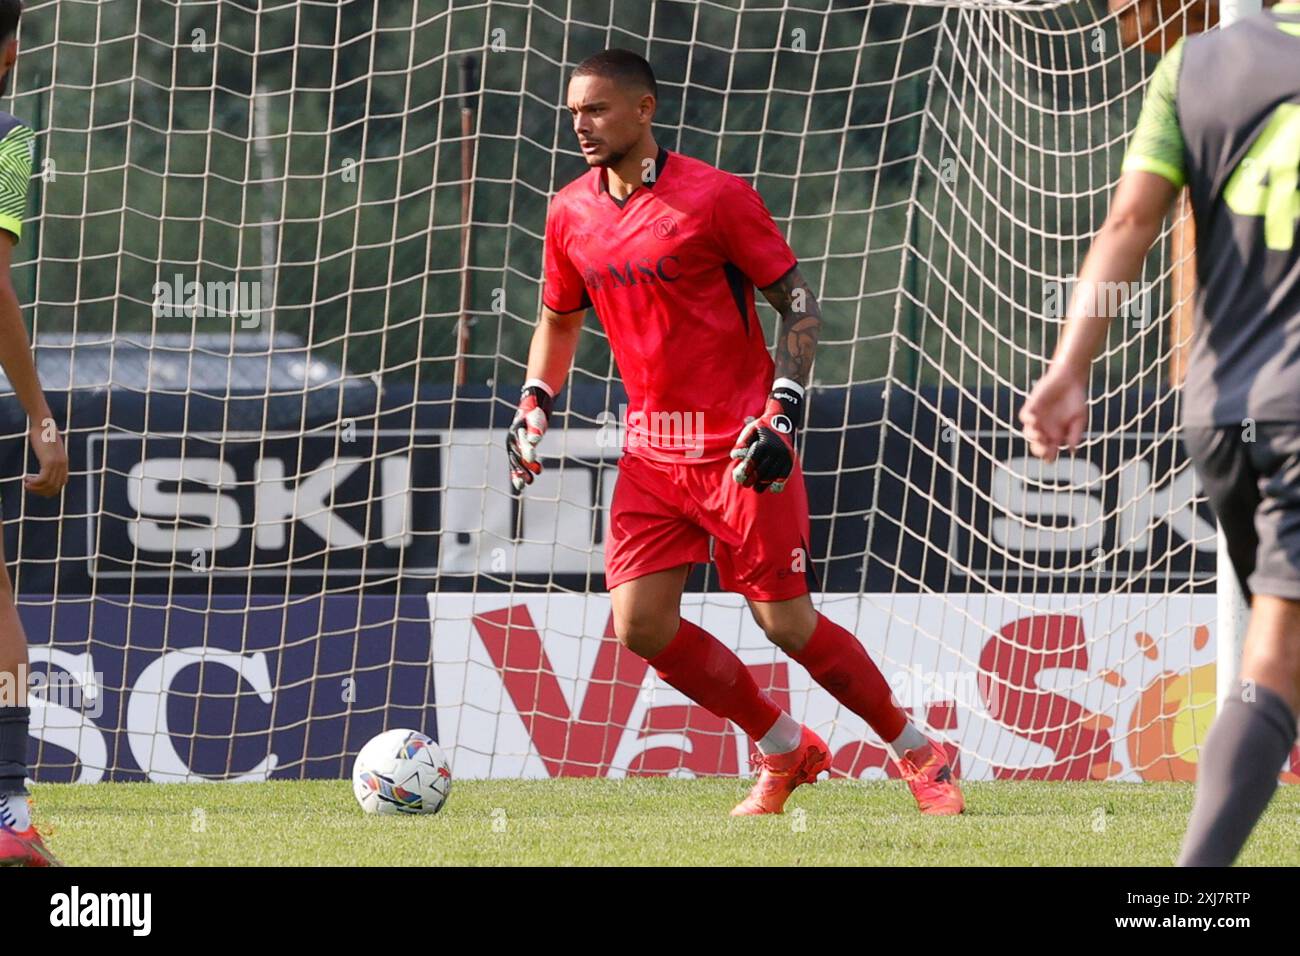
xmin=722 ymin=261 xmax=750 ymax=335
xmin=542 ymin=289 xmax=592 ymax=314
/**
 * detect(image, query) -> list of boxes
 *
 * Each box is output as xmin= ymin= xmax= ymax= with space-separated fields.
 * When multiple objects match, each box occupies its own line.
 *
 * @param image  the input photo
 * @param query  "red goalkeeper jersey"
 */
xmin=542 ymin=147 xmax=798 ymax=463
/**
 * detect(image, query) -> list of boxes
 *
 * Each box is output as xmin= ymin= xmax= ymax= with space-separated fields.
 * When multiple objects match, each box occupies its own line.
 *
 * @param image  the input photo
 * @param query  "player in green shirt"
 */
xmin=0 ymin=0 xmax=68 ymax=868
xmin=1023 ymin=5 xmax=1300 ymax=866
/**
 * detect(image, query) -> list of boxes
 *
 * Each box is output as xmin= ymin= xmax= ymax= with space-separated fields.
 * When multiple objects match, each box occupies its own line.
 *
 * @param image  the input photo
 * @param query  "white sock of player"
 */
xmin=0 ymin=792 xmax=30 ymax=831
xmin=757 ymin=711 xmax=803 ymax=755
xmin=885 ymin=723 xmax=929 ymax=762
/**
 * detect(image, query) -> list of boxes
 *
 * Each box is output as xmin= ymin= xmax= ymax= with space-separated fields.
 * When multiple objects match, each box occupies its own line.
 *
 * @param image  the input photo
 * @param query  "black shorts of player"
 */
xmin=1183 ymin=423 xmax=1300 ymax=601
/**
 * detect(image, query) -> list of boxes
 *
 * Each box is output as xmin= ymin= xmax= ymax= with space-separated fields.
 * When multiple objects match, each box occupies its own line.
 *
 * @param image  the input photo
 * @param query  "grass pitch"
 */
xmin=31 ymin=778 xmax=1300 ymax=866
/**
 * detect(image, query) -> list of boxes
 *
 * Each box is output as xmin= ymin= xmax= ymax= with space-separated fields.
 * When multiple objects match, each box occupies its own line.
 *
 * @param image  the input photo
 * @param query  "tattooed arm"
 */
xmin=761 ymin=265 xmax=822 ymax=389
xmin=730 ymin=265 xmax=822 ymax=493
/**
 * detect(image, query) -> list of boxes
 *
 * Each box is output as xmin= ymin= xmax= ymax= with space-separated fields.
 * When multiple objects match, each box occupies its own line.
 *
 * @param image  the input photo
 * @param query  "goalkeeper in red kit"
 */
xmin=507 ymin=49 xmax=963 ymax=816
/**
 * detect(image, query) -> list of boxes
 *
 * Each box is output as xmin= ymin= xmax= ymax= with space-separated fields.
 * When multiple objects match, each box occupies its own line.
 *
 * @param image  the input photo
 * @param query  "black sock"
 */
xmin=1177 ymin=686 xmax=1297 ymax=866
xmin=0 ymin=706 xmax=30 ymax=796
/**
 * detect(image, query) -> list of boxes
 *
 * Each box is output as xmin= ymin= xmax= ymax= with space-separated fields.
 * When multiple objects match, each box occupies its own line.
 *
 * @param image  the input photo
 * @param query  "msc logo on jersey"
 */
xmin=583 ymin=255 xmax=682 ymax=292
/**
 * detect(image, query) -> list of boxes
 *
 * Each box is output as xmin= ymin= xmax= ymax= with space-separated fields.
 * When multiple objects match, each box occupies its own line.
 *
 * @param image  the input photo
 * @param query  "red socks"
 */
xmin=648 ymin=618 xmax=781 ymax=741
xmin=791 ymin=612 xmax=907 ymax=742
xmin=646 ymin=614 xmax=907 ymax=747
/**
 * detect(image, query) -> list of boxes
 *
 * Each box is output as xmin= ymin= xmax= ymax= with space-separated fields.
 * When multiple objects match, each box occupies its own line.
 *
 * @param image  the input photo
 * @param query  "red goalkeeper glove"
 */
xmin=730 ymin=378 xmax=804 ymax=494
xmin=506 ymin=380 xmax=554 ymax=492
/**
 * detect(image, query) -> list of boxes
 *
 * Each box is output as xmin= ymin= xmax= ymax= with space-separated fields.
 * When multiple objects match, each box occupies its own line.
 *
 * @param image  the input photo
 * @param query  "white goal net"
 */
xmin=10 ymin=0 xmax=1287 ymax=785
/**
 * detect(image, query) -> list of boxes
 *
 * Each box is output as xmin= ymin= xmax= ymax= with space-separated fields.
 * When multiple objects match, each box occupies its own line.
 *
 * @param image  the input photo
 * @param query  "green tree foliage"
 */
xmin=8 ymin=0 xmax=1168 ymax=395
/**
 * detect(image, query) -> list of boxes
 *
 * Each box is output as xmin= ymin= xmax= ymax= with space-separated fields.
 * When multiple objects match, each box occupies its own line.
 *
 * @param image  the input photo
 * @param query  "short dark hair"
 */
xmin=0 ymin=0 xmax=21 ymax=44
xmin=572 ymin=48 xmax=656 ymax=99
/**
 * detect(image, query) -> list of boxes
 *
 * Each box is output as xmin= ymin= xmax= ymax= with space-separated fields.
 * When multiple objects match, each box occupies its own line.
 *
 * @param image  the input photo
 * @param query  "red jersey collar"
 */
xmin=596 ymin=146 xmax=670 ymax=207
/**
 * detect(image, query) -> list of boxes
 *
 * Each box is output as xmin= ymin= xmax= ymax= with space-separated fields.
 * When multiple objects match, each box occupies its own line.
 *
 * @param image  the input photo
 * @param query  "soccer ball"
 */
xmin=352 ymin=729 xmax=452 ymax=815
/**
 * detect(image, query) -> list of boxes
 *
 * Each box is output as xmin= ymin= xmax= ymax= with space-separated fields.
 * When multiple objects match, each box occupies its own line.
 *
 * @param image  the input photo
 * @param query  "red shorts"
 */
xmin=604 ymin=452 xmax=817 ymax=602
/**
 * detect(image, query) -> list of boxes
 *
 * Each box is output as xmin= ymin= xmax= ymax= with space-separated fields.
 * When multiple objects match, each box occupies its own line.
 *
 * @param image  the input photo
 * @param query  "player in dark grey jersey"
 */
xmin=1022 ymin=4 xmax=1300 ymax=866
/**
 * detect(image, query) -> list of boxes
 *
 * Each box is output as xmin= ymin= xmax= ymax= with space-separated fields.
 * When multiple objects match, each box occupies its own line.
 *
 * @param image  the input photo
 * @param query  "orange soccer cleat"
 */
xmin=0 ymin=820 xmax=59 ymax=867
xmin=731 ymin=725 xmax=831 ymax=816
xmin=897 ymin=739 xmax=965 ymax=816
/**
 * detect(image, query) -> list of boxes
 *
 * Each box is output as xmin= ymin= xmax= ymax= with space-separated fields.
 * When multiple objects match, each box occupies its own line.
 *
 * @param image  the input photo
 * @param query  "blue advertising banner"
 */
xmin=25 ymin=595 xmax=434 ymax=782
xmin=6 ymin=382 xmax=1211 ymax=779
